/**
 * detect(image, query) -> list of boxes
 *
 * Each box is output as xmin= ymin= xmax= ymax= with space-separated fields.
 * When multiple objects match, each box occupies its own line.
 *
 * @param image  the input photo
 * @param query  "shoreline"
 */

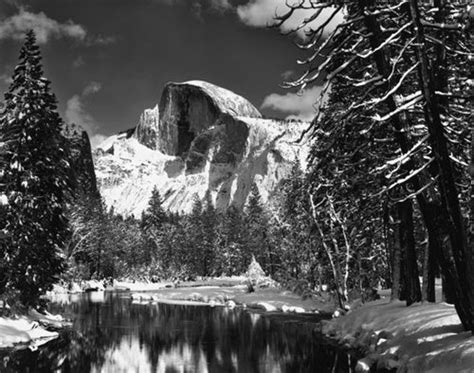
xmin=318 ymin=298 xmax=473 ymax=373
xmin=1 ymin=278 xmax=334 ymax=351
xmin=0 ymin=309 xmax=70 ymax=350
xmin=4 ymin=280 xmax=471 ymax=373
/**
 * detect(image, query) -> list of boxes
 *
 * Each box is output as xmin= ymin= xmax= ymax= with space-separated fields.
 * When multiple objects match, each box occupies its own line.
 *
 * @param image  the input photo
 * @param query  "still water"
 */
xmin=1 ymin=293 xmax=355 ymax=372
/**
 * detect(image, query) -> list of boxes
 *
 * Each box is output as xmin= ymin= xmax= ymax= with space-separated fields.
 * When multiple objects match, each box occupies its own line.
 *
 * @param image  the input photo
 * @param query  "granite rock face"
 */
xmin=133 ymin=105 xmax=159 ymax=150
xmin=155 ymin=81 xmax=261 ymax=155
xmin=63 ymin=124 xmax=99 ymax=197
xmin=95 ymin=80 xmax=309 ymax=216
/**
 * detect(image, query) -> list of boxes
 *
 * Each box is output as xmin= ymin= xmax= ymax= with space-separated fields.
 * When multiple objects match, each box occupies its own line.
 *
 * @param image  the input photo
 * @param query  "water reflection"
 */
xmin=0 ymin=293 xmax=354 ymax=372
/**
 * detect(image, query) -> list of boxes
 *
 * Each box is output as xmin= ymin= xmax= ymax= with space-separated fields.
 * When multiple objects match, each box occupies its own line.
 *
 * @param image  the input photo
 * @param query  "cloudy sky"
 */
xmin=0 ymin=0 xmax=338 ymax=146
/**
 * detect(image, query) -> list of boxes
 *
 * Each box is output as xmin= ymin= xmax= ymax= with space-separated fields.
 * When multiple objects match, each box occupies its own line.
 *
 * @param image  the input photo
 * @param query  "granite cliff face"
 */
xmin=94 ymin=80 xmax=309 ymax=217
xmin=133 ymin=104 xmax=159 ymax=150
xmin=62 ymin=124 xmax=99 ymax=197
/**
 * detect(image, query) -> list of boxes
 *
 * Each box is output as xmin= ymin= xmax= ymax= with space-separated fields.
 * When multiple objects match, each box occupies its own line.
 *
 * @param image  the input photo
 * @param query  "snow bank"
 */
xmin=0 ymin=317 xmax=59 ymax=350
xmin=321 ymin=299 xmax=474 ymax=372
xmin=113 ymin=280 xmax=173 ymax=292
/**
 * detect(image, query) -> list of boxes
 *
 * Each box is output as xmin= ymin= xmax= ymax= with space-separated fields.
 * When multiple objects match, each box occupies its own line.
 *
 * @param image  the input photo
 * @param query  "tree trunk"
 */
xmin=442 ymin=273 xmax=456 ymax=304
xmin=422 ymin=232 xmax=437 ymax=303
xmin=390 ymin=209 xmax=402 ymax=301
xmin=469 ymin=0 xmax=474 ymax=335
xmin=361 ymin=2 xmax=436 ymax=304
xmin=398 ymin=200 xmax=421 ymax=306
xmin=409 ymin=0 xmax=474 ymax=332
xmin=309 ymin=195 xmax=347 ymax=309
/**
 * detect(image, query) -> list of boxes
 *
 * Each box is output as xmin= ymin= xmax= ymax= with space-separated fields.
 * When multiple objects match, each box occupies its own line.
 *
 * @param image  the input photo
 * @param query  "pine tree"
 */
xmin=185 ymin=195 xmax=204 ymax=276
xmin=201 ymin=190 xmax=217 ymax=276
xmin=275 ymin=160 xmax=318 ymax=290
xmin=217 ymin=205 xmax=248 ymax=275
xmin=0 ymin=31 xmax=71 ymax=307
xmin=142 ymin=187 xmax=167 ymax=231
xmin=140 ymin=187 xmax=169 ymax=270
xmin=245 ymin=183 xmax=272 ymax=273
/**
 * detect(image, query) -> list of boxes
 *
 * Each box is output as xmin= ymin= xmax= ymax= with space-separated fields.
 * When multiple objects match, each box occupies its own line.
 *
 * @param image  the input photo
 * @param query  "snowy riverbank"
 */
xmin=320 ymin=299 xmax=474 ymax=372
xmin=0 ymin=310 xmax=68 ymax=350
xmin=8 ymin=270 xmax=471 ymax=373
xmin=128 ymin=284 xmax=334 ymax=314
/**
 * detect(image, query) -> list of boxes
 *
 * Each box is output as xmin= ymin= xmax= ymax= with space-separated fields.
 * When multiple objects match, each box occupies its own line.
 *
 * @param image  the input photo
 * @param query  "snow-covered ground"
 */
xmin=321 ymin=299 xmax=474 ymax=372
xmin=0 ymin=310 xmax=66 ymax=350
xmin=128 ymin=285 xmax=333 ymax=314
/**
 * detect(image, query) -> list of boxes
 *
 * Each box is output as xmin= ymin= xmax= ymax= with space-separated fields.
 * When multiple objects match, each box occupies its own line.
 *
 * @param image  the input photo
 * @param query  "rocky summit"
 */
xmin=94 ymin=80 xmax=310 ymax=217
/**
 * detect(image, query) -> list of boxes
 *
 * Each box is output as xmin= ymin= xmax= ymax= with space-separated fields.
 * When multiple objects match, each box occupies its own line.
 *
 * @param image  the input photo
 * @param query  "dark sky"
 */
xmin=0 ymin=0 xmax=332 ymax=146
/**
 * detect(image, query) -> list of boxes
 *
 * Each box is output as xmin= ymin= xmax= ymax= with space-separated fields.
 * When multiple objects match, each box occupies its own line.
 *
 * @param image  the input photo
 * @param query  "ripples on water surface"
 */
xmin=0 ymin=293 xmax=355 ymax=372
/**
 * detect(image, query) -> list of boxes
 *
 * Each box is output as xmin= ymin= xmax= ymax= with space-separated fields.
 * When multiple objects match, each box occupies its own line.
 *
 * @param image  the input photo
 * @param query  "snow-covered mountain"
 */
xmin=94 ymin=80 xmax=310 ymax=217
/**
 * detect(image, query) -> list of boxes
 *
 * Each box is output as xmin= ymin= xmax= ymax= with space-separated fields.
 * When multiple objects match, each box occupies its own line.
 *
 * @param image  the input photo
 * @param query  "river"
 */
xmin=0 ymin=292 xmax=356 ymax=372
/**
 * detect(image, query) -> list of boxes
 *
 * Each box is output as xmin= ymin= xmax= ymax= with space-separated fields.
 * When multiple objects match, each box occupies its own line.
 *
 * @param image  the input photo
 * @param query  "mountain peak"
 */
xmin=94 ymin=80 xmax=309 ymax=216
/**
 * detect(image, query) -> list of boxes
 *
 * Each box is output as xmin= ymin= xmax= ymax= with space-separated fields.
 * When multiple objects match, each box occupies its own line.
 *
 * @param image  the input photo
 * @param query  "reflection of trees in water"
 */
xmin=0 ymin=295 xmax=352 ymax=372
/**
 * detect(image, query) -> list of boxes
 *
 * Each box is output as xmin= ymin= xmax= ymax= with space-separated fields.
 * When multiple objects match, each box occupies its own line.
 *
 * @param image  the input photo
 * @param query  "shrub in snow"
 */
xmin=245 ymin=255 xmax=266 ymax=280
xmin=244 ymin=255 xmax=278 ymax=288
xmin=0 ymin=194 xmax=8 ymax=206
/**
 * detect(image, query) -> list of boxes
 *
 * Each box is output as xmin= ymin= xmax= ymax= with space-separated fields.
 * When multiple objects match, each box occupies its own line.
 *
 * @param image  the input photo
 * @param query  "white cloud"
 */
xmin=261 ymin=85 xmax=324 ymax=121
xmin=65 ymin=82 xmax=106 ymax=149
xmin=208 ymin=0 xmax=232 ymax=12
xmin=72 ymin=56 xmax=85 ymax=68
xmin=89 ymin=134 xmax=108 ymax=148
xmin=82 ymin=81 xmax=101 ymax=96
xmin=0 ymin=73 xmax=12 ymax=86
xmin=65 ymin=95 xmax=94 ymax=132
xmin=0 ymin=8 xmax=115 ymax=45
xmin=0 ymin=8 xmax=87 ymax=44
xmin=237 ymin=0 xmax=344 ymax=39
xmin=159 ymin=0 xmax=232 ymax=13
xmin=90 ymin=34 xmax=116 ymax=45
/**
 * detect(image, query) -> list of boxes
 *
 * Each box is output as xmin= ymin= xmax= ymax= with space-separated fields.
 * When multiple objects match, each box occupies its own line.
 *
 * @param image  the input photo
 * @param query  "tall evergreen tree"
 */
xmin=201 ymin=190 xmax=218 ymax=276
xmin=185 ymin=194 xmax=204 ymax=276
xmin=274 ymin=160 xmax=319 ymax=291
xmin=140 ymin=187 xmax=167 ymax=263
xmin=217 ymin=205 xmax=248 ymax=275
xmin=142 ymin=187 xmax=167 ymax=231
xmin=0 ymin=31 xmax=71 ymax=307
xmin=245 ymin=183 xmax=272 ymax=273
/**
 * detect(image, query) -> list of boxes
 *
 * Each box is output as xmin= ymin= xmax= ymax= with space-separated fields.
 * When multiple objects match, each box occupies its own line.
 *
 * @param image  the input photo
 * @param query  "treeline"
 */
xmin=66 ymin=164 xmax=389 ymax=302
xmin=66 ymin=184 xmax=281 ymax=281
